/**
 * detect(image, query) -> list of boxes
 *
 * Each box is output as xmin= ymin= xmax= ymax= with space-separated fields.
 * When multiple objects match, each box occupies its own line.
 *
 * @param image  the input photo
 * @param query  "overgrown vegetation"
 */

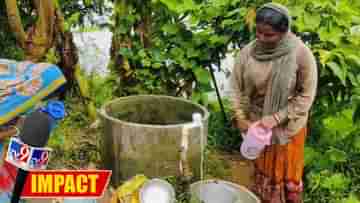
xmin=46 ymin=74 xmax=115 ymax=169
xmin=304 ymin=108 xmax=360 ymax=202
xmin=207 ymin=100 xmax=241 ymax=152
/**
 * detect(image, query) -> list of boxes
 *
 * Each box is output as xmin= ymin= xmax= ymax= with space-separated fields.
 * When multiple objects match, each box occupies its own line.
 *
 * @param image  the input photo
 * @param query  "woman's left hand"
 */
xmin=260 ymin=115 xmax=278 ymax=129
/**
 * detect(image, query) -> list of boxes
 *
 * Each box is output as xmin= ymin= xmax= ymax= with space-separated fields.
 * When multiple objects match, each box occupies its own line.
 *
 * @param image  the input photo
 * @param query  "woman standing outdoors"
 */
xmin=230 ymin=3 xmax=318 ymax=203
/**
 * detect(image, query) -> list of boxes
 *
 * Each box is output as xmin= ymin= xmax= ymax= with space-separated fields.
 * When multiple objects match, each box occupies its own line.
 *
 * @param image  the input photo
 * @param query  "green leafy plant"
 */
xmin=109 ymin=0 xmax=264 ymax=100
xmin=304 ymin=108 xmax=360 ymax=203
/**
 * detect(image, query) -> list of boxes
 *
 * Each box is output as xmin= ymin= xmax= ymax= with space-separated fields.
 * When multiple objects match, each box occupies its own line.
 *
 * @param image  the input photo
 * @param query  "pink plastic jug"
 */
xmin=240 ymin=122 xmax=272 ymax=160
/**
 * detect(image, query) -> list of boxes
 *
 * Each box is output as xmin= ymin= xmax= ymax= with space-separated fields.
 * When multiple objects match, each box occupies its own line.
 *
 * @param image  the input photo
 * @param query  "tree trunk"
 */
xmin=110 ymin=0 xmax=152 ymax=96
xmin=5 ymin=0 xmax=56 ymax=62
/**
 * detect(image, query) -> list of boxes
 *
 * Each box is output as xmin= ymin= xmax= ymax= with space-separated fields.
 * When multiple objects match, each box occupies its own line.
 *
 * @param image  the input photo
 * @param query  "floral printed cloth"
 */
xmin=0 ymin=59 xmax=66 ymax=126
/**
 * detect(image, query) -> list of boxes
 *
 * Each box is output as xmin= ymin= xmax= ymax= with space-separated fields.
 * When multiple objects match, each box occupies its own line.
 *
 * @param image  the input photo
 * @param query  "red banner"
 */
xmin=21 ymin=170 xmax=111 ymax=198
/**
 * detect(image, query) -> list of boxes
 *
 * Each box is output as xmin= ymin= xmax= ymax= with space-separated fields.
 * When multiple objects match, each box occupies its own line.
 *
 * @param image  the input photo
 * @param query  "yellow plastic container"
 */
xmin=111 ymin=175 xmax=148 ymax=203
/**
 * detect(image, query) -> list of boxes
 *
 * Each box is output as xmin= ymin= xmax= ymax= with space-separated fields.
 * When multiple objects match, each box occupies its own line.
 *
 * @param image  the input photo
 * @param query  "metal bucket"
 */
xmin=190 ymin=180 xmax=260 ymax=203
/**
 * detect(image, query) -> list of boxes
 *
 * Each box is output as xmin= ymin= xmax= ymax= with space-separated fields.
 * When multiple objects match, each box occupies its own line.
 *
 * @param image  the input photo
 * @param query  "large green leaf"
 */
xmin=304 ymin=146 xmax=320 ymax=166
xmin=225 ymin=8 xmax=246 ymax=18
xmin=201 ymin=92 xmax=209 ymax=106
xmin=204 ymin=6 xmax=222 ymax=19
xmin=319 ymin=26 xmax=343 ymax=45
xmin=138 ymin=49 xmax=147 ymax=58
xmin=325 ymin=148 xmax=347 ymax=163
xmin=170 ymin=47 xmax=185 ymax=58
xmin=323 ymin=109 xmax=354 ymax=138
xmin=317 ymin=49 xmax=332 ymax=65
xmin=294 ymin=14 xmax=307 ymax=32
xmin=343 ymin=194 xmax=360 ymax=203
xmin=119 ymin=48 xmax=133 ymax=58
xmin=209 ymin=35 xmax=229 ymax=44
xmin=321 ymin=173 xmax=350 ymax=191
xmin=288 ymin=5 xmax=304 ymax=18
xmin=153 ymin=62 xmax=162 ymax=69
xmin=84 ymin=0 xmax=92 ymax=7
xmin=229 ymin=0 xmax=241 ymax=6
xmin=348 ymin=73 xmax=358 ymax=86
xmin=212 ymin=0 xmax=231 ymax=7
xmin=347 ymin=54 xmax=360 ymax=67
xmin=352 ymin=135 xmax=360 ymax=151
xmin=303 ymin=13 xmax=321 ymax=30
xmin=162 ymin=24 xmax=179 ymax=34
xmin=353 ymin=16 xmax=360 ymax=24
xmin=158 ymin=0 xmax=180 ymax=12
xmin=182 ymin=0 xmax=197 ymax=11
xmin=191 ymin=91 xmax=201 ymax=103
xmin=306 ymin=172 xmax=321 ymax=192
xmin=353 ymin=103 xmax=360 ymax=124
xmin=186 ymin=48 xmax=201 ymax=58
xmin=326 ymin=62 xmax=346 ymax=86
xmin=194 ymin=67 xmax=211 ymax=85
xmin=221 ymin=19 xmax=237 ymax=27
xmin=141 ymin=58 xmax=152 ymax=67
xmin=64 ymin=12 xmax=81 ymax=31
xmin=158 ymin=0 xmax=196 ymax=13
xmin=336 ymin=0 xmax=356 ymax=27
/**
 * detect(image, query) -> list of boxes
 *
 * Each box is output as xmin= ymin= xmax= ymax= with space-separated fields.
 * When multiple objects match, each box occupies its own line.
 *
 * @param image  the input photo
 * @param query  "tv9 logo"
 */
xmin=29 ymin=148 xmax=50 ymax=170
xmin=7 ymin=138 xmax=30 ymax=165
xmin=6 ymin=137 xmax=52 ymax=170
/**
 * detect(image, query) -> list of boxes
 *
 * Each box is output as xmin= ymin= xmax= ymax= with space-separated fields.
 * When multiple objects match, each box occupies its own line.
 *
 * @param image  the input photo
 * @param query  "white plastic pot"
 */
xmin=240 ymin=122 xmax=272 ymax=160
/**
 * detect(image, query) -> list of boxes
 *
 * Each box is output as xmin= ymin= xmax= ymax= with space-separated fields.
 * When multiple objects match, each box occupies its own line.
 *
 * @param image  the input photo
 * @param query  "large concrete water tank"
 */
xmin=98 ymin=95 xmax=209 ymax=186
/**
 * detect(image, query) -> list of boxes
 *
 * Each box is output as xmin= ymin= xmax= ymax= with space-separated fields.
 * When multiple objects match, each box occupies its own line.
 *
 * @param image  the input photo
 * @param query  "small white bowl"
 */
xmin=139 ymin=179 xmax=176 ymax=203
